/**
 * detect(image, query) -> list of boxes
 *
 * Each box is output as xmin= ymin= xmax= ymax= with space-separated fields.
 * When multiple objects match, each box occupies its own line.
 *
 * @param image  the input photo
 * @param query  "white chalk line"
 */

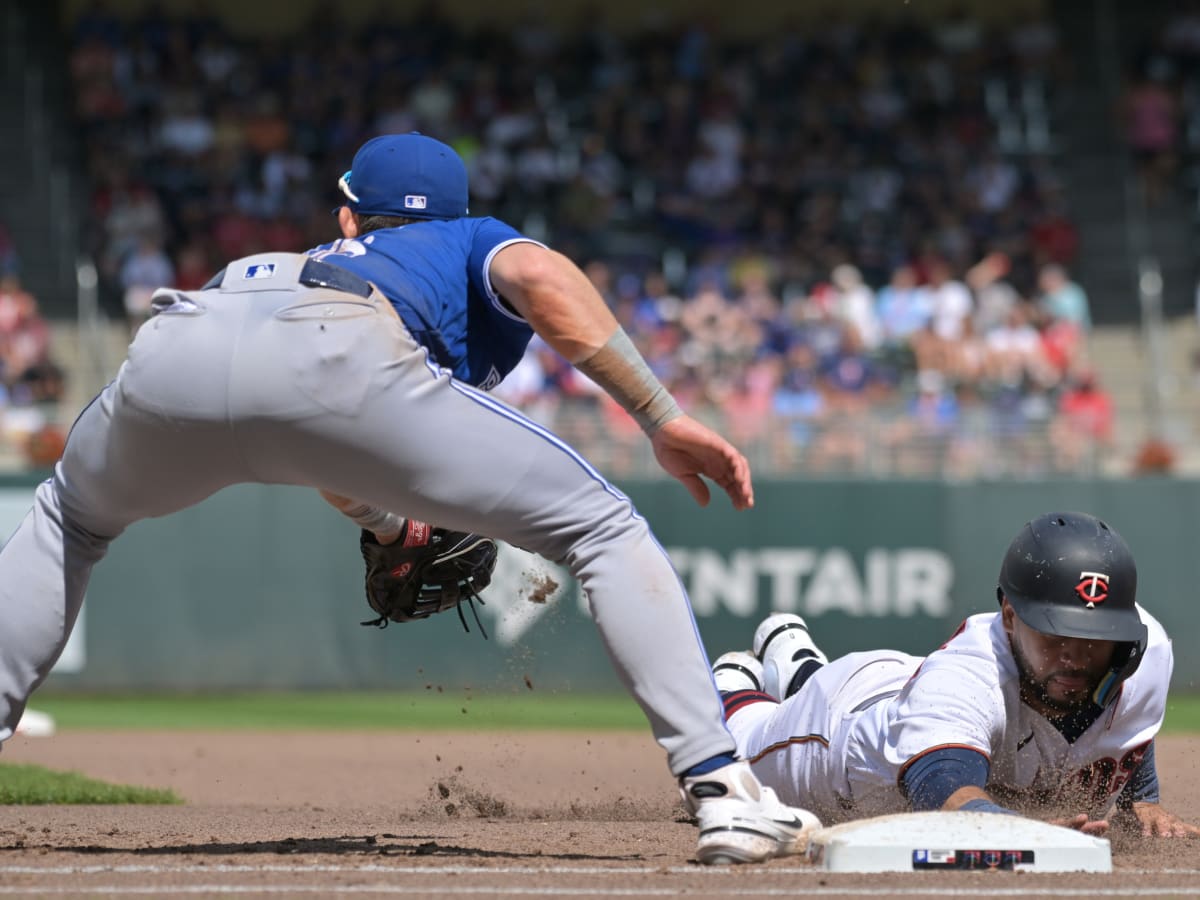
xmin=2 ymin=863 xmax=1199 ymax=877
xmin=0 ymin=886 xmax=1198 ymax=897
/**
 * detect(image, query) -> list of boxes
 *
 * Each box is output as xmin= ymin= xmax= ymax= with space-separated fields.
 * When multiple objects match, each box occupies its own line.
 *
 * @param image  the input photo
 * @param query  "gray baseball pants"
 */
xmin=0 ymin=253 xmax=734 ymax=773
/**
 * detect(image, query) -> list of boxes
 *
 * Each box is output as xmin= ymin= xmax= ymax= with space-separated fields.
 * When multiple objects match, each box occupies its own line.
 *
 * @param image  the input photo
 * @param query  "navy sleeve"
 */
xmin=1117 ymin=740 xmax=1160 ymax=806
xmin=959 ymin=798 xmax=1021 ymax=816
xmin=902 ymin=746 xmax=992 ymax=811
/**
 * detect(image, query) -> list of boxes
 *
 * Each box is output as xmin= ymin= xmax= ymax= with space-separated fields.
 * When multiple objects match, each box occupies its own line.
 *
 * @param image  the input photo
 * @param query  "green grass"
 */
xmin=29 ymin=691 xmax=649 ymax=731
xmin=23 ymin=691 xmax=1200 ymax=733
xmin=0 ymin=763 xmax=181 ymax=805
xmin=1161 ymin=695 xmax=1200 ymax=734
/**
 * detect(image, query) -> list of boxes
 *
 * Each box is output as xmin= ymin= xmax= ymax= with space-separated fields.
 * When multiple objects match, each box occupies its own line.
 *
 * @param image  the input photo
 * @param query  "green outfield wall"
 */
xmin=0 ymin=477 xmax=1193 ymax=693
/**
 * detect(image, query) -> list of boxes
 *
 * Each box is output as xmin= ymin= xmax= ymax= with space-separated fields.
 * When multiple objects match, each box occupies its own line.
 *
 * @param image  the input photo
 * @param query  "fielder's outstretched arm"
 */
xmin=319 ymin=489 xmax=404 ymax=545
xmin=489 ymin=243 xmax=753 ymax=510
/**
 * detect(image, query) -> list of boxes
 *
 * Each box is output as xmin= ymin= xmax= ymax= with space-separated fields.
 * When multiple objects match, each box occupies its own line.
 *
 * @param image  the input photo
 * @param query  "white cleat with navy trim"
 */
xmin=680 ymin=760 xmax=822 ymax=864
xmin=711 ymin=650 xmax=764 ymax=694
xmin=753 ymin=613 xmax=829 ymax=701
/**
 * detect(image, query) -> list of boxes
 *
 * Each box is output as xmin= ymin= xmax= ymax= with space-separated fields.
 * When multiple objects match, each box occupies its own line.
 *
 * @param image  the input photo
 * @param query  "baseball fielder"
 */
xmin=713 ymin=512 xmax=1198 ymax=837
xmin=0 ymin=133 xmax=816 ymax=864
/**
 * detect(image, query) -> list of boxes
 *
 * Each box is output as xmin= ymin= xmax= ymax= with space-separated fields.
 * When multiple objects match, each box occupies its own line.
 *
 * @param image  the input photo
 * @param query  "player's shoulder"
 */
xmin=1108 ymin=604 xmax=1172 ymax=729
xmin=429 ymin=214 xmax=519 ymax=234
xmin=1132 ymin=603 xmax=1173 ymax=688
xmin=1137 ymin=603 xmax=1170 ymax=649
xmin=919 ymin=613 xmax=1006 ymax=679
xmin=892 ymin=615 xmax=1007 ymax=723
xmin=940 ymin=612 xmax=1003 ymax=654
xmin=405 ymin=216 xmax=528 ymax=255
xmin=461 ymin=215 xmax=532 ymax=245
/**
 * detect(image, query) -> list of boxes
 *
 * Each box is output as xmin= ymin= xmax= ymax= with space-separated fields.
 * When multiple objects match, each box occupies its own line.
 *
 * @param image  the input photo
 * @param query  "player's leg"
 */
xmin=703 ymin=616 xmax=866 ymax=824
xmin=248 ymin=367 xmax=738 ymax=771
xmin=714 ymin=643 xmax=845 ymax=821
xmin=713 ymin=651 xmax=764 ymax=694
xmin=686 ymin=651 xmax=822 ymax=862
xmin=232 ymin=307 xmax=820 ymax=861
xmin=0 ymin=303 xmax=257 ymax=742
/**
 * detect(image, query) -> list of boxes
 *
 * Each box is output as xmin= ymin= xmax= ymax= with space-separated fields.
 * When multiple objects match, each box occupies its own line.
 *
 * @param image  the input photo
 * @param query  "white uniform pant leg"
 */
xmin=726 ymin=695 xmax=840 ymax=818
xmin=0 ymin=309 xmax=255 ymax=741
xmin=729 ymin=652 xmax=924 ymax=822
xmin=0 ymin=474 xmax=105 ymax=741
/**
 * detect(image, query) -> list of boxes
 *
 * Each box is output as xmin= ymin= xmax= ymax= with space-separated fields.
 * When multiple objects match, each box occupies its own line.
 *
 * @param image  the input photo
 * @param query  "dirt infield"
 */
xmin=1 ymin=729 xmax=1198 ymax=897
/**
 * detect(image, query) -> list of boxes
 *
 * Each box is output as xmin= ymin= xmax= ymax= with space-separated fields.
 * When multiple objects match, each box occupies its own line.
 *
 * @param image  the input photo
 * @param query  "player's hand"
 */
xmin=1130 ymin=802 xmax=1200 ymax=837
xmin=1049 ymin=813 xmax=1109 ymax=835
xmin=649 ymin=415 xmax=753 ymax=510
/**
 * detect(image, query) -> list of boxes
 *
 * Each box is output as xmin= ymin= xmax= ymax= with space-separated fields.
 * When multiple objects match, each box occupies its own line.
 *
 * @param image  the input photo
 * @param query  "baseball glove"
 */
xmin=360 ymin=520 xmax=498 ymax=635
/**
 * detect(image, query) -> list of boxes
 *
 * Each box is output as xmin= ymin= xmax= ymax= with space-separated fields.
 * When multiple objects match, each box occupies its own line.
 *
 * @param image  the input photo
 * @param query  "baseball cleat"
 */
xmin=712 ymin=651 xmax=764 ymax=693
xmin=14 ymin=707 xmax=56 ymax=738
xmin=753 ymin=613 xmax=828 ymax=701
xmin=680 ymin=760 xmax=822 ymax=864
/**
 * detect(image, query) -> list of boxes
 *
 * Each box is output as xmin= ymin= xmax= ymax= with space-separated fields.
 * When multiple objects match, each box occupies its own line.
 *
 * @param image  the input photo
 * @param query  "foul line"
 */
xmin=3 ymin=863 xmax=1200 ymax=875
xmin=0 ymin=886 xmax=1197 ymax=897
xmin=2 ymin=863 xmax=1200 ymax=877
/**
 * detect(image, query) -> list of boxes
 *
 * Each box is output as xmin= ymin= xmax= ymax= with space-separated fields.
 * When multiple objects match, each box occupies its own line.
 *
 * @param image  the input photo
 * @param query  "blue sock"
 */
xmin=785 ymin=656 xmax=824 ymax=699
xmin=682 ymin=752 xmax=738 ymax=778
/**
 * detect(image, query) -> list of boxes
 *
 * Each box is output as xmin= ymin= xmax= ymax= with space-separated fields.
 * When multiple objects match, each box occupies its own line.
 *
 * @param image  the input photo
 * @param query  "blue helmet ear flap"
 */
xmin=1091 ymin=622 xmax=1148 ymax=708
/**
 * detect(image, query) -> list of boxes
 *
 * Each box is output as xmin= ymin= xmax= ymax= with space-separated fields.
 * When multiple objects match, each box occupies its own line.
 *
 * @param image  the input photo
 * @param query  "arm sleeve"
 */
xmin=902 ymin=746 xmax=992 ymax=811
xmin=1117 ymin=739 xmax=1160 ymax=806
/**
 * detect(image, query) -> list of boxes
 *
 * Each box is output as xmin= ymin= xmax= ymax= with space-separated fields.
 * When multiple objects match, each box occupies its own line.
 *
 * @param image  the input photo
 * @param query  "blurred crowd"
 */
xmin=494 ymin=253 xmax=1107 ymax=479
xmin=0 ymin=224 xmax=67 ymax=467
xmin=1119 ymin=1 xmax=1200 ymax=210
xmin=63 ymin=1 xmax=1114 ymax=477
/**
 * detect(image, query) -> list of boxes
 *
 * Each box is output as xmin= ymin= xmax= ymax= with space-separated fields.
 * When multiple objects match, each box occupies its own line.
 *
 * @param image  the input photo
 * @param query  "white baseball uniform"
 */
xmin=727 ymin=607 xmax=1172 ymax=824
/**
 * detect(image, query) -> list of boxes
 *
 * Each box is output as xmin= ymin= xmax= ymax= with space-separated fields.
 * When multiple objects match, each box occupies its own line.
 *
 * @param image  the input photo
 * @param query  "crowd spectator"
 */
xmin=1037 ymin=263 xmax=1092 ymax=331
xmin=1119 ymin=69 xmax=1181 ymax=208
xmin=118 ymin=235 xmax=175 ymax=332
xmin=0 ymin=276 xmax=66 ymax=457
xmin=0 ymin=223 xmax=18 ymax=280
xmin=875 ymin=264 xmax=932 ymax=354
xmin=1056 ymin=370 xmax=1114 ymax=445
xmin=0 ymin=241 xmax=67 ymax=471
xmin=967 ymin=251 xmax=1019 ymax=335
xmin=925 ymin=258 xmax=975 ymax=343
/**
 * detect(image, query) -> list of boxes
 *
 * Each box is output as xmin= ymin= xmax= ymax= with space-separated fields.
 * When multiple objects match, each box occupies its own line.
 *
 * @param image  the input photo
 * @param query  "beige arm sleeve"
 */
xmin=575 ymin=329 xmax=683 ymax=435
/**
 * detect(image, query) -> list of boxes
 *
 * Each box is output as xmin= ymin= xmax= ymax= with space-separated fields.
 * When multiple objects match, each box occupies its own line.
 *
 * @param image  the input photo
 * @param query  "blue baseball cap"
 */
xmin=336 ymin=133 xmax=469 ymax=220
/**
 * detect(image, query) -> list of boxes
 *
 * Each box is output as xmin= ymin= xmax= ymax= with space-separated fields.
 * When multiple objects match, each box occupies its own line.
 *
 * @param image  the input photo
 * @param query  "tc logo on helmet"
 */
xmin=1075 ymin=571 xmax=1110 ymax=607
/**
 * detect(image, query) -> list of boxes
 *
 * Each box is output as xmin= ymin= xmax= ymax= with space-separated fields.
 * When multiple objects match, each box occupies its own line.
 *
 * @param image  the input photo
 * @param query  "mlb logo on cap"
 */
xmin=243 ymin=263 xmax=276 ymax=280
xmin=405 ymin=195 xmax=428 ymax=210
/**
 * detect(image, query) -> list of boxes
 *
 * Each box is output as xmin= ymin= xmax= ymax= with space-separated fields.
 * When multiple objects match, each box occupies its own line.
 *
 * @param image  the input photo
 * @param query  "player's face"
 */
xmin=1002 ymin=601 xmax=1115 ymax=715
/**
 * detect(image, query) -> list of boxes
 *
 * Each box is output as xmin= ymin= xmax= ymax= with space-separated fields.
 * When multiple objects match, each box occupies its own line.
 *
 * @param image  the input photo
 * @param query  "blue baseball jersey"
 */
xmin=308 ymin=218 xmax=539 ymax=389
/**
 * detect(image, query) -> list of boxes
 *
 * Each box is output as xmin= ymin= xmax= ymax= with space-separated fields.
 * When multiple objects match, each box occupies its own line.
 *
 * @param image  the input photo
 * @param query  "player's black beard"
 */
xmin=1009 ymin=637 xmax=1100 ymax=716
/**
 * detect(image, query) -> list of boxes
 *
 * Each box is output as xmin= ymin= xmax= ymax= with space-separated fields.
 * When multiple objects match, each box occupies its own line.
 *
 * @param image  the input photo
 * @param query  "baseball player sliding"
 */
xmin=712 ymin=512 xmax=1198 ymax=838
xmin=0 ymin=133 xmax=816 ymax=865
